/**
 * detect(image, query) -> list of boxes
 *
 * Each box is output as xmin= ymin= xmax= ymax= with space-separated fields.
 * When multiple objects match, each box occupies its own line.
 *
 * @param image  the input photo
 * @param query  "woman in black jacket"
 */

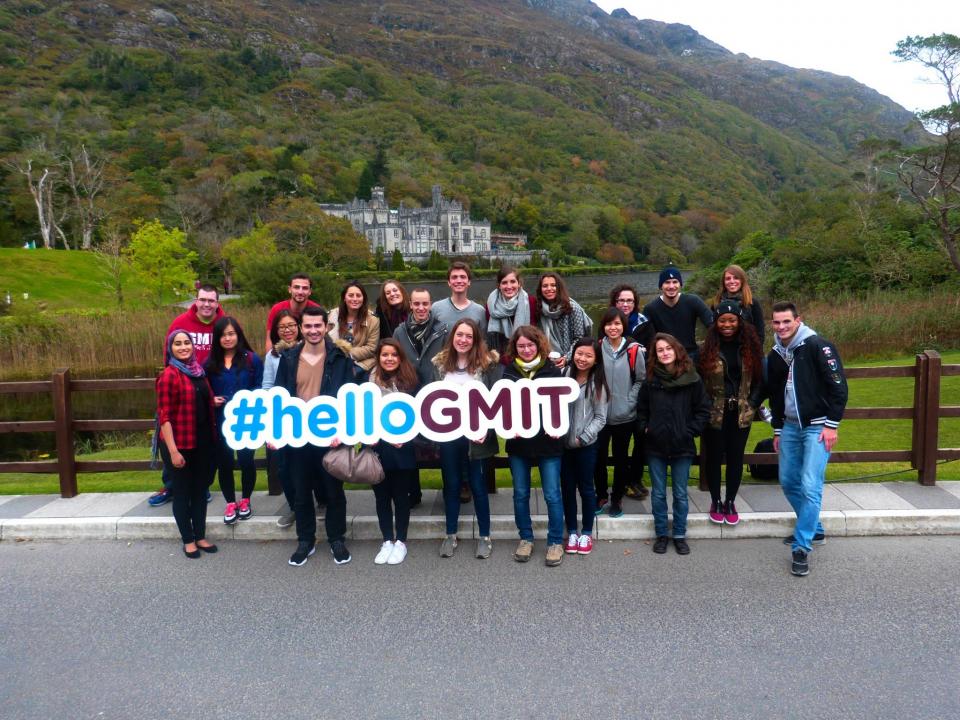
xmin=637 ymin=333 xmax=711 ymax=555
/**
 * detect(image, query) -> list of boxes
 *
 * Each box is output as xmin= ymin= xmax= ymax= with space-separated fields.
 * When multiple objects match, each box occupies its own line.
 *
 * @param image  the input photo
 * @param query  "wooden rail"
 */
xmin=0 ymin=351 xmax=958 ymax=497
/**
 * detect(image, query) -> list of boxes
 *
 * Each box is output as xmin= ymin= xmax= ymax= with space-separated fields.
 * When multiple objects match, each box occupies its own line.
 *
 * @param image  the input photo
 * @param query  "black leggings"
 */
xmin=701 ymin=406 xmax=751 ymax=504
xmin=373 ymin=469 xmax=414 ymax=543
xmin=161 ymin=444 xmax=214 ymax=544
xmin=593 ymin=422 xmax=633 ymax=505
xmin=216 ymin=439 xmax=255 ymax=504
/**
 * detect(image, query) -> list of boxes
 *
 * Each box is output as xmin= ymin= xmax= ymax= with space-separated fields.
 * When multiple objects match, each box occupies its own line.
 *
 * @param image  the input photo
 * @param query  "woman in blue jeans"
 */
xmin=636 ymin=333 xmax=711 ymax=556
xmin=562 ymin=337 xmax=608 ymax=556
xmin=502 ymin=325 xmax=566 ymax=567
xmin=431 ymin=319 xmax=501 ymax=560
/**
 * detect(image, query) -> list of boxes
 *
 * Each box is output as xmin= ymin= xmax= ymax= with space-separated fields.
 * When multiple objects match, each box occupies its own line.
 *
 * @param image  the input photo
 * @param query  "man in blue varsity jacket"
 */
xmin=767 ymin=301 xmax=848 ymax=577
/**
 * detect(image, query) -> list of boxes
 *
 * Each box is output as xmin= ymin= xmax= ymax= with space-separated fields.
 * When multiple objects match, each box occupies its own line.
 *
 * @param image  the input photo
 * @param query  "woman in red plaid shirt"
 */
xmin=157 ymin=329 xmax=219 ymax=558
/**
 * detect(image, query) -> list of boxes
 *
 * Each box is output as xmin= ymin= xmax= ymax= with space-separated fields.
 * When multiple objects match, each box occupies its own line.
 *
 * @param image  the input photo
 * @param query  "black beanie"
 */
xmin=659 ymin=266 xmax=682 ymax=287
xmin=715 ymin=299 xmax=743 ymax=319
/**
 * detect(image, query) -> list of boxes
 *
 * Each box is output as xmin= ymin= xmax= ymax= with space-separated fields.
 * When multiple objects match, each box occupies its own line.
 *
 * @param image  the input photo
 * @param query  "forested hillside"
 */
xmin=0 ymin=0 xmax=935 ymax=281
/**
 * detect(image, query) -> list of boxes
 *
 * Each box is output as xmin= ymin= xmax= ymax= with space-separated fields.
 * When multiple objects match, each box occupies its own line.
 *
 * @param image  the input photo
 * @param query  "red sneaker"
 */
xmin=724 ymin=500 xmax=739 ymax=526
xmin=237 ymin=497 xmax=252 ymax=520
xmin=577 ymin=535 xmax=593 ymax=555
xmin=708 ymin=500 xmax=724 ymax=524
xmin=223 ymin=502 xmax=238 ymax=525
xmin=565 ymin=533 xmax=579 ymax=554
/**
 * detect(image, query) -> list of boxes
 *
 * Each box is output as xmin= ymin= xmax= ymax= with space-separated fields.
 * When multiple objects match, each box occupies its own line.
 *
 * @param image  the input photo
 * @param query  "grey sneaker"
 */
xmin=545 ymin=543 xmax=563 ymax=567
xmin=440 ymin=534 xmax=458 ymax=558
xmin=514 ymin=539 xmax=534 ymax=563
xmin=276 ymin=510 xmax=296 ymax=528
xmin=475 ymin=536 xmax=492 ymax=559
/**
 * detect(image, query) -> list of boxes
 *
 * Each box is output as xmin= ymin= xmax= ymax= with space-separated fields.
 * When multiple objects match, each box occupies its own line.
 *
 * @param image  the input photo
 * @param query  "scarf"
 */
xmin=487 ymin=287 xmax=531 ymax=338
xmin=165 ymin=329 xmax=204 ymax=377
xmin=405 ymin=314 xmax=434 ymax=355
xmin=512 ymin=355 xmax=545 ymax=379
xmin=540 ymin=298 xmax=591 ymax=355
xmin=653 ymin=363 xmax=700 ymax=388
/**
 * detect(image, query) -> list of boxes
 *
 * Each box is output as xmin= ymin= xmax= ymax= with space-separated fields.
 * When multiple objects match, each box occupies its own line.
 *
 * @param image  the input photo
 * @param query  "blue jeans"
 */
xmin=439 ymin=437 xmax=490 ymax=537
xmin=648 ymin=455 xmax=692 ymax=539
xmin=561 ymin=444 xmax=598 ymax=535
xmin=509 ymin=455 xmax=563 ymax=545
xmin=778 ymin=422 xmax=829 ymax=552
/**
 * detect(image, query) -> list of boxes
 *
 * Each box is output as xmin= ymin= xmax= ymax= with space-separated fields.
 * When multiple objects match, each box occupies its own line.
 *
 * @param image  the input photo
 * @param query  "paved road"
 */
xmin=2 ymin=536 xmax=958 ymax=719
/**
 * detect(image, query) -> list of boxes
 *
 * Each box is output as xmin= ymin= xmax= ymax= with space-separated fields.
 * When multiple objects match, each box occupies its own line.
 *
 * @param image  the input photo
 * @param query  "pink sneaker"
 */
xmin=724 ymin=500 xmax=739 ymax=526
xmin=708 ymin=500 xmax=724 ymax=524
xmin=223 ymin=502 xmax=238 ymax=525
xmin=237 ymin=497 xmax=252 ymax=520
xmin=565 ymin=533 xmax=579 ymax=554
xmin=577 ymin=535 xmax=593 ymax=555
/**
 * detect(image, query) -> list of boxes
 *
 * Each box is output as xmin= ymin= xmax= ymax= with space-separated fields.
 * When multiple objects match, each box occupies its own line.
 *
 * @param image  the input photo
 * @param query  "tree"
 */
xmin=5 ymin=145 xmax=68 ymax=249
xmin=62 ymin=145 xmax=106 ymax=249
xmin=653 ymin=191 xmax=670 ymax=217
xmin=673 ymin=192 xmax=689 ymax=214
xmin=391 ymin=248 xmax=405 ymax=271
xmin=95 ymin=225 xmax=126 ymax=309
xmin=891 ymin=34 xmax=960 ymax=272
xmin=124 ymin=220 xmax=197 ymax=306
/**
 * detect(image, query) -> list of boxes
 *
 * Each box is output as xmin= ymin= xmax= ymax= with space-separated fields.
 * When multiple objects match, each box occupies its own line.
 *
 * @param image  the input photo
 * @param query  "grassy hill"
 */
xmin=0 ymin=247 xmax=124 ymax=311
xmin=0 ymin=0 xmax=925 ymax=265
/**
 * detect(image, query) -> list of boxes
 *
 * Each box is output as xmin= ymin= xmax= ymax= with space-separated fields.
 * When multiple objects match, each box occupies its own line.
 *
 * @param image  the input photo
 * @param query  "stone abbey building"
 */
xmin=319 ymin=185 xmax=492 ymax=256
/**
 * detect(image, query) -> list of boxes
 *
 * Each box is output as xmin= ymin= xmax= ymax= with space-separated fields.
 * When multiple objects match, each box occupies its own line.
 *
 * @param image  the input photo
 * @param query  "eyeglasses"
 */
xmin=277 ymin=324 xmax=298 ymax=331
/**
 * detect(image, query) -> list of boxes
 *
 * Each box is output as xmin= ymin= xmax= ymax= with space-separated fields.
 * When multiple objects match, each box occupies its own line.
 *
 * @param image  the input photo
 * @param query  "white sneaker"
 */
xmin=387 ymin=540 xmax=407 ymax=565
xmin=374 ymin=540 xmax=394 ymax=564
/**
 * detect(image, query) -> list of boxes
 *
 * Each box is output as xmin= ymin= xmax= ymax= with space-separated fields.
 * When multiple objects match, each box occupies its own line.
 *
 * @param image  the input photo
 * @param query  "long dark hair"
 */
xmin=376 ymin=279 xmax=409 ymax=323
xmin=372 ymin=339 xmax=419 ymax=393
xmin=536 ymin=272 xmax=572 ymax=314
xmin=566 ymin=337 xmax=608 ymax=401
xmin=337 ymin=280 xmax=370 ymax=325
xmin=648 ymin=333 xmax=692 ymax=379
xmin=206 ymin=316 xmax=253 ymax=374
xmin=698 ymin=315 xmax=763 ymax=385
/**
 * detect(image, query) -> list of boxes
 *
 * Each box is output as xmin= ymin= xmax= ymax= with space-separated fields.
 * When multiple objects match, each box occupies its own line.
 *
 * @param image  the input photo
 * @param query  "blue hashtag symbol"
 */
xmin=229 ymin=396 xmax=267 ymax=445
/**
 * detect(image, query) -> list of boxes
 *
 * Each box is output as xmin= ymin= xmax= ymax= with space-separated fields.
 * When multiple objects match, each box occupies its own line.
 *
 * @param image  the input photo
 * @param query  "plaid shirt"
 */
xmin=156 ymin=366 xmax=217 ymax=450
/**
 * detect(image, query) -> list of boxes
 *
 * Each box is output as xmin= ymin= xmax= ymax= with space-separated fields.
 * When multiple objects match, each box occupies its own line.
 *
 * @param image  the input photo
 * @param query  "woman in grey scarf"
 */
xmin=485 ymin=266 xmax=537 ymax=361
xmin=536 ymin=271 xmax=593 ymax=369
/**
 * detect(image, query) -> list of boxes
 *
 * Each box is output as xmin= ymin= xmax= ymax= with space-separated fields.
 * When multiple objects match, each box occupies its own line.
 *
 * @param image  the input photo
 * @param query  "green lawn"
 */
xmin=1 ymin=352 xmax=958 ymax=494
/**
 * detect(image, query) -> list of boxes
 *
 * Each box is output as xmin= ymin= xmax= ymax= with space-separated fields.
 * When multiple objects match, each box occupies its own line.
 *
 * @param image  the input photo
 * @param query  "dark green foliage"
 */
xmin=653 ymin=192 xmax=670 ymax=217
xmin=391 ymin=249 xmax=405 ymax=271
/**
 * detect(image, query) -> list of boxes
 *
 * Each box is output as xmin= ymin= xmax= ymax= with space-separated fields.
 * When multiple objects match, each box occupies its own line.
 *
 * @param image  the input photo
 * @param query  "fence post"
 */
xmin=918 ymin=350 xmax=941 ymax=486
xmin=911 ymin=352 xmax=928 ymax=476
xmin=52 ymin=368 xmax=77 ymax=498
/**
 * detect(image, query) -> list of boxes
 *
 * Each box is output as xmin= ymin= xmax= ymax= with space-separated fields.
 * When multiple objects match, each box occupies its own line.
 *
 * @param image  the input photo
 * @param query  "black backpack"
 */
xmin=749 ymin=437 xmax=778 ymax=481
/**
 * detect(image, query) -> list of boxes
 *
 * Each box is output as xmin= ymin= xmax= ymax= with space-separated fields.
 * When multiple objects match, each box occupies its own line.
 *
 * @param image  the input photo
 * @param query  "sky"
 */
xmin=591 ymin=0 xmax=958 ymax=113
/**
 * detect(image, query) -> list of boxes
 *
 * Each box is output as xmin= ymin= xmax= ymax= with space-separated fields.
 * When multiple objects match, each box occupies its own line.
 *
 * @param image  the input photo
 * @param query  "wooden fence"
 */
xmin=0 ymin=351 xmax=958 ymax=498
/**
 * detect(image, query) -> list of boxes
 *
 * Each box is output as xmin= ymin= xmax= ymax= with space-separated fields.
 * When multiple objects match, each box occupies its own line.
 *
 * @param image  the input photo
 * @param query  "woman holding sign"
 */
xmin=503 ymin=325 xmax=565 ymax=567
xmin=431 ymin=319 xmax=501 ymax=560
xmin=369 ymin=339 xmax=420 ymax=565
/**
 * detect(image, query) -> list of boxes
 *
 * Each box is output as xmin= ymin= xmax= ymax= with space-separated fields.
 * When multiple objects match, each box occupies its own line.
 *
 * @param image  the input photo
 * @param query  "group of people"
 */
xmin=154 ymin=261 xmax=847 ymax=577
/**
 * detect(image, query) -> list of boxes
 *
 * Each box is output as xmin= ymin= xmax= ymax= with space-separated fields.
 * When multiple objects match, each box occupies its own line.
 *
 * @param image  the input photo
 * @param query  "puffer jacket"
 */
xmin=636 ymin=366 xmax=711 ymax=459
xmin=564 ymin=374 xmax=608 ymax=449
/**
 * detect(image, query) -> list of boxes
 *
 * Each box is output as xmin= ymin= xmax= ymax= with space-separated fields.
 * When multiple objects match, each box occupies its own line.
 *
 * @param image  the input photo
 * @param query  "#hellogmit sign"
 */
xmin=222 ymin=378 xmax=581 ymax=450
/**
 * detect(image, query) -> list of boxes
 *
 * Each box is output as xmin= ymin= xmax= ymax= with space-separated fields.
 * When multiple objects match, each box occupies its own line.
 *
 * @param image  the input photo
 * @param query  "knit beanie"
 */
xmin=715 ymin=299 xmax=743 ymax=319
xmin=659 ymin=266 xmax=683 ymax=288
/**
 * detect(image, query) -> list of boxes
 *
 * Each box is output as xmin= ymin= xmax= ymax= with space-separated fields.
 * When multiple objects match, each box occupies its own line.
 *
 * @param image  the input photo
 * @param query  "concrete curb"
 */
xmin=3 ymin=510 xmax=960 ymax=542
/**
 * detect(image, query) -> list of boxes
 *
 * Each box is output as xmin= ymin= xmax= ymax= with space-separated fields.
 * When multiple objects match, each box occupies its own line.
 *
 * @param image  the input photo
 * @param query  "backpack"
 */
xmin=627 ymin=343 xmax=643 ymax=383
xmin=749 ymin=437 xmax=778 ymax=481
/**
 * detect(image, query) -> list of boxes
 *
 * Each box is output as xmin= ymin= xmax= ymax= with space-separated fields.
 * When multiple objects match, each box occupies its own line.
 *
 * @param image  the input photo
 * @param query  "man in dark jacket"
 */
xmin=767 ymin=301 xmax=848 ymax=577
xmin=642 ymin=267 xmax=713 ymax=362
xmin=274 ymin=306 xmax=358 ymax=567
xmin=393 ymin=288 xmax=448 ymax=386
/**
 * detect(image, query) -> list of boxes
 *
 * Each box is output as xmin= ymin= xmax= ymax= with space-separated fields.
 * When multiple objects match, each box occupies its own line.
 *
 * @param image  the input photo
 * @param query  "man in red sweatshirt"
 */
xmin=149 ymin=284 xmax=225 ymax=506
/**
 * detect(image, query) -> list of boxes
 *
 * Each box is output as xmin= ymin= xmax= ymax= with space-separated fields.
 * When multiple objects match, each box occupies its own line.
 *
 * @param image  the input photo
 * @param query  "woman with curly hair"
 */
xmin=328 ymin=280 xmax=381 ymax=371
xmin=712 ymin=264 xmax=764 ymax=345
xmin=698 ymin=300 xmax=764 ymax=526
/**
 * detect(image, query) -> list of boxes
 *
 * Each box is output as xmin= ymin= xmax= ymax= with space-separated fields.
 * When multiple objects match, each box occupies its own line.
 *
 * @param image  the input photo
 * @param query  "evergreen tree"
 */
xmin=391 ymin=248 xmax=405 ymax=271
xmin=674 ymin=192 xmax=689 ymax=214
xmin=653 ymin=192 xmax=670 ymax=217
